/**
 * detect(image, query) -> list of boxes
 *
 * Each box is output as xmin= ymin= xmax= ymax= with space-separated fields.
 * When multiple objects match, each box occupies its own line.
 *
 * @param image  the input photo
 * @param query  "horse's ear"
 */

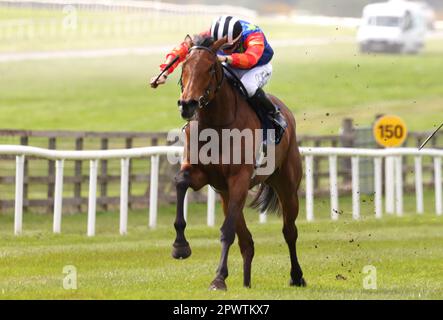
xmin=211 ymin=36 xmax=228 ymax=53
xmin=184 ymin=34 xmax=193 ymax=48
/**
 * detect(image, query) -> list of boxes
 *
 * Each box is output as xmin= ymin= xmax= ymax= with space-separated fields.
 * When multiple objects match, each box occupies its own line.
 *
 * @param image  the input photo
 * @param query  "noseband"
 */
xmin=179 ymin=45 xmax=224 ymax=108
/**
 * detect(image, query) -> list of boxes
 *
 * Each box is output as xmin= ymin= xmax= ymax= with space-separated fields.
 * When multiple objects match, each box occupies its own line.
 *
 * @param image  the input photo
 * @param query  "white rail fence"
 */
xmin=0 ymin=0 xmax=256 ymax=41
xmin=0 ymin=145 xmax=442 ymax=236
xmin=1 ymin=0 xmax=256 ymax=17
xmin=302 ymin=147 xmax=442 ymax=222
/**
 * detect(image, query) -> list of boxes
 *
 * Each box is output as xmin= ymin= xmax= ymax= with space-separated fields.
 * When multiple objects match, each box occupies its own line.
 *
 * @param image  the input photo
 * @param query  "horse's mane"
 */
xmin=192 ymin=34 xmax=215 ymax=48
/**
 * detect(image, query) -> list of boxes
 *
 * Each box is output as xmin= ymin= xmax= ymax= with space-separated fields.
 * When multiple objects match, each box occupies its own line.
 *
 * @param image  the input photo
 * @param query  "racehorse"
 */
xmin=170 ymin=35 xmax=305 ymax=290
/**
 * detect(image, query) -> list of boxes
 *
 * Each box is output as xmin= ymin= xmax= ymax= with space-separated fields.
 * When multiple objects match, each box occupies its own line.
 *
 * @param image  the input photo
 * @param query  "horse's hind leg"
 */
xmin=271 ymin=157 xmax=306 ymax=287
xmin=280 ymin=194 xmax=306 ymax=287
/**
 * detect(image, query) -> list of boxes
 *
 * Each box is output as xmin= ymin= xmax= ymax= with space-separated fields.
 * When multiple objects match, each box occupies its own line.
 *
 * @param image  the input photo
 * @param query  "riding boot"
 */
xmin=249 ymin=88 xmax=287 ymax=143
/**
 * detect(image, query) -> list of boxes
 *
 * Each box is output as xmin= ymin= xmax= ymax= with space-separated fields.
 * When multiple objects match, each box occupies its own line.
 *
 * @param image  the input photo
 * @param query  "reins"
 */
xmin=221 ymin=64 xmax=249 ymax=98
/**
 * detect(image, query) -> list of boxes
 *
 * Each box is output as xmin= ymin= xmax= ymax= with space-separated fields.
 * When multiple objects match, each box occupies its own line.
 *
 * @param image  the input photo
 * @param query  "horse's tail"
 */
xmin=249 ymin=183 xmax=280 ymax=214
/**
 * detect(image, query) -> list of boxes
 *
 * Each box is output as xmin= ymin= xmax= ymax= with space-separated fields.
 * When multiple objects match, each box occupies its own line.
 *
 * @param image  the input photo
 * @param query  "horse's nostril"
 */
xmin=180 ymin=100 xmax=198 ymax=108
xmin=188 ymin=100 xmax=199 ymax=108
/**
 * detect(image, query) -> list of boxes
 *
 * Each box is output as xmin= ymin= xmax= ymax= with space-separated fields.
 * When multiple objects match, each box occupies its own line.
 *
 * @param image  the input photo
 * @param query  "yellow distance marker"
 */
xmin=373 ymin=115 xmax=408 ymax=148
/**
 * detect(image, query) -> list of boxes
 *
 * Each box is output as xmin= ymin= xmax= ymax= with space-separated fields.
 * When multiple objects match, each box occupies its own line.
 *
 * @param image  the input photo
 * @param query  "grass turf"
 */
xmin=0 ymin=194 xmax=442 ymax=299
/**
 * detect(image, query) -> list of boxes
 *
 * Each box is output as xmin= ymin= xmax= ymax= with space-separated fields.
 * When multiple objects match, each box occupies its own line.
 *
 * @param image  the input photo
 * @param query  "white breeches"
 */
xmin=224 ymin=63 xmax=273 ymax=97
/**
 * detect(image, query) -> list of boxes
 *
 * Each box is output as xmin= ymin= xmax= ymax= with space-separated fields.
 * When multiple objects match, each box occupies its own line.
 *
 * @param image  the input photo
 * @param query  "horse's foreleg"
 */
xmin=172 ymin=169 xmax=192 ymax=259
xmin=210 ymin=174 xmax=250 ymax=291
xmin=220 ymin=193 xmax=255 ymax=288
xmin=172 ymin=166 xmax=207 ymax=259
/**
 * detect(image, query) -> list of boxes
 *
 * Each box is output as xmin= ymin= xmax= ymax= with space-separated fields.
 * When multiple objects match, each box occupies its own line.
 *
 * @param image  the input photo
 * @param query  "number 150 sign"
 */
xmin=373 ymin=115 xmax=408 ymax=148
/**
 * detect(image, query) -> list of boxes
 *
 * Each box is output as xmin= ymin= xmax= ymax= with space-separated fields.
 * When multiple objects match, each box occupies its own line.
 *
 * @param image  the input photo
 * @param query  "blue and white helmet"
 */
xmin=210 ymin=16 xmax=242 ymax=43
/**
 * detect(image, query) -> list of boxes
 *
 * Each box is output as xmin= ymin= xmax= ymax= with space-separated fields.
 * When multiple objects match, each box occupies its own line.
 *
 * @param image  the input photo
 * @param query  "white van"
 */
xmin=357 ymin=0 xmax=428 ymax=54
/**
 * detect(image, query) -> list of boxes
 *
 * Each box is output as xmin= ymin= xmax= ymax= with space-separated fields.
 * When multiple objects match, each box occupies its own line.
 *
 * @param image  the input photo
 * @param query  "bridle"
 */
xmin=179 ymin=45 xmax=224 ymax=109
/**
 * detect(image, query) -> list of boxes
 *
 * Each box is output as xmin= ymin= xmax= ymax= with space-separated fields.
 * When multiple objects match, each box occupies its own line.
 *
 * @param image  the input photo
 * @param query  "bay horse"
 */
xmin=171 ymin=35 xmax=305 ymax=290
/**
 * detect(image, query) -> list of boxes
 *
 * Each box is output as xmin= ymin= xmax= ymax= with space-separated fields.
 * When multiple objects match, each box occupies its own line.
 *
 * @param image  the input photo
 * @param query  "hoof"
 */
xmin=172 ymin=243 xmax=192 ymax=259
xmin=290 ymin=277 xmax=307 ymax=287
xmin=209 ymin=278 xmax=227 ymax=291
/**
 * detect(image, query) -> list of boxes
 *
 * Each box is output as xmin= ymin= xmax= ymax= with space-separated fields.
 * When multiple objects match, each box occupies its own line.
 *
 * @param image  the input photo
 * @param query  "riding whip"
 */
xmin=419 ymin=122 xmax=443 ymax=150
xmin=153 ymin=55 xmax=180 ymax=85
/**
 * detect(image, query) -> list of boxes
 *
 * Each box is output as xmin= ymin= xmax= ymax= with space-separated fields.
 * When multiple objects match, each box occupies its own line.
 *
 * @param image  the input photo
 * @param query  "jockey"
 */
xmin=150 ymin=15 xmax=287 ymax=134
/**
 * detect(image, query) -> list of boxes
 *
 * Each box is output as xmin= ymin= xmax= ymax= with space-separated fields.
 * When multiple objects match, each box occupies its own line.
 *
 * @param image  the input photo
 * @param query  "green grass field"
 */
xmin=1 ymin=195 xmax=442 ymax=299
xmin=1 ymin=40 xmax=442 ymax=136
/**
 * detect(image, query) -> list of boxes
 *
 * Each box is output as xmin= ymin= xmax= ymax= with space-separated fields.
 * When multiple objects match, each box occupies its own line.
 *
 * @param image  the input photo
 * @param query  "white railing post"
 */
xmin=395 ymin=156 xmax=403 ymax=216
xmin=119 ymin=158 xmax=129 ymax=235
xmin=435 ymin=157 xmax=442 ymax=216
xmin=207 ymin=186 xmax=216 ymax=227
xmin=329 ymin=155 xmax=339 ymax=220
xmin=87 ymin=160 xmax=98 ymax=237
xmin=374 ymin=157 xmax=383 ymax=219
xmin=149 ymin=155 xmax=159 ymax=228
xmin=305 ymin=155 xmax=314 ymax=222
xmin=14 ymin=155 xmax=25 ymax=235
xmin=385 ymin=156 xmax=395 ymax=214
xmin=53 ymin=159 xmax=64 ymax=234
xmin=414 ymin=156 xmax=424 ymax=214
xmin=352 ymin=156 xmax=360 ymax=220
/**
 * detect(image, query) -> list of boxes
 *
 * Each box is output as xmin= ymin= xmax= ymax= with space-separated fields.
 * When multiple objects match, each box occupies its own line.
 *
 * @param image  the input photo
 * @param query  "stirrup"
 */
xmin=268 ymin=113 xmax=287 ymax=130
xmin=274 ymin=112 xmax=287 ymax=128
xmin=267 ymin=114 xmax=286 ymax=144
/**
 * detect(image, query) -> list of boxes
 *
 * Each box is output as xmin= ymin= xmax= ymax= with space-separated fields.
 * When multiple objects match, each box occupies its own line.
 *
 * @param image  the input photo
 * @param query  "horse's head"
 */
xmin=178 ymin=36 xmax=228 ymax=120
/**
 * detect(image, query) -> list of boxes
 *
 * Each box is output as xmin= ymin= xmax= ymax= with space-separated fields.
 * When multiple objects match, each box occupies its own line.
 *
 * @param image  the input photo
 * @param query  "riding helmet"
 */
xmin=210 ymin=16 xmax=242 ymax=43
